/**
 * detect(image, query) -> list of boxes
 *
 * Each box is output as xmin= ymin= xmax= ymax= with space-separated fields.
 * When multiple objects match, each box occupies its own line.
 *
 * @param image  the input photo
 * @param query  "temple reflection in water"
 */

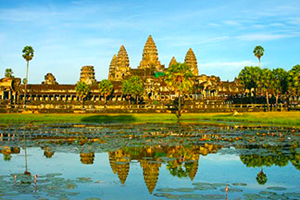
xmin=107 ymin=144 xmax=220 ymax=193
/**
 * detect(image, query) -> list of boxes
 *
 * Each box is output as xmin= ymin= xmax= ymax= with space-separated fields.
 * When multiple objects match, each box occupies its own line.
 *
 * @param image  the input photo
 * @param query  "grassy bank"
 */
xmin=0 ymin=112 xmax=299 ymax=127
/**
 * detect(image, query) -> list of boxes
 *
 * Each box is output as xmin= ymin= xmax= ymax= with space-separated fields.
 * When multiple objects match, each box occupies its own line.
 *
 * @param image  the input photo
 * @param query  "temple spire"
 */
xmin=168 ymin=56 xmax=177 ymax=68
xmin=108 ymin=54 xmax=117 ymax=81
xmin=114 ymin=45 xmax=130 ymax=81
xmin=184 ymin=48 xmax=198 ymax=76
xmin=139 ymin=35 xmax=162 ymax=71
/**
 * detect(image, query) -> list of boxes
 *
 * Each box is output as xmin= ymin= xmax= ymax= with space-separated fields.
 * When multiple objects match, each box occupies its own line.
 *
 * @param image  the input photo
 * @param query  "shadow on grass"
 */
xmin=80 ymin=115 xmax=136 ymax=123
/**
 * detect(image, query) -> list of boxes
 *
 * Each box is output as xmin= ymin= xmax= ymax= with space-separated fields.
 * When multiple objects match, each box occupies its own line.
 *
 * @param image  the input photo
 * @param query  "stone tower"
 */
xmin=114 ymin=45 xmax=130 ymax=81
xmin=168 ymin=56 xmax=177 ymax=68
xmin=79 ymin=65 xmax=97 ymax=85
xmin=42 ymin=73 xmax=58 ymax=85
xmin=184 ymin=48 xmax=198 ymax=76
xmin=140 ymin=160 xmax=161 ymax=194
xmin=187 ymin=154 xmax=199 ymax=181
xmin=108 ymin=54 xmax=117 ymax=81
xmin=139 ymin=35 xmax=163 ymax=71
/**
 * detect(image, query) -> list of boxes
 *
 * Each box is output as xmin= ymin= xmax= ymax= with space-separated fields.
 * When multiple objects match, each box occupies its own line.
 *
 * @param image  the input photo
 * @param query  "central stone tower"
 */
xmin=138 ymin=35 xmax=163 ymax=71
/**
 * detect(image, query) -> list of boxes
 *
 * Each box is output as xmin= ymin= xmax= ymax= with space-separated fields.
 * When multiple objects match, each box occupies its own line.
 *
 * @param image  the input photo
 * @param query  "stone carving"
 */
xmin=168 ymin=56 xmax=177 ymax=68
xmin=114 ymin=45 xmax=130 ymax=81
xmin=185 ymin=48 xmax=198 ymax=76
xmin=139 ymin=35 xmax=163 ymax=71
xmin=79 ymin=66 xmax=96 ymax=85
xmin=42 ymin=73 xmax=58 ymax=85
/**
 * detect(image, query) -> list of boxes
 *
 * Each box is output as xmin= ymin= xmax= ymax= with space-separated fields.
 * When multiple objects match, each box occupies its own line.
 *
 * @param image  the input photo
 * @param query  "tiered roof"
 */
xmin=139 ymin=35 xmax=162 ymax=71
xmin=184 ymin=48 xmax=198 ymax=76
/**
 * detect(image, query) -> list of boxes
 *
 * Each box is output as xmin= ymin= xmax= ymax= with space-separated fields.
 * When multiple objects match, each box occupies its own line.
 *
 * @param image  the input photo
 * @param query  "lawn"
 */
xmin=0 ymin=112 xmax=299 ymax=127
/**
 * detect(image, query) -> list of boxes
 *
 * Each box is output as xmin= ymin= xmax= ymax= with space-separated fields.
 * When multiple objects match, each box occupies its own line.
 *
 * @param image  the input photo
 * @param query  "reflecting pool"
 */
xmin=0 ymin=123 xmax=300 ymax=200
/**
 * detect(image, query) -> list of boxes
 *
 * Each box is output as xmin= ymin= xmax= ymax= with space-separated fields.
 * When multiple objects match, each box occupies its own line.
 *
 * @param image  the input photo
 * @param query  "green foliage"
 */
xmin=98 ymin=79 xmax=113 ymax=98
xmin=272 ymin=68 xmax=288 ymax=95
xmin=253 ymin=46 xmax=264 ymax=67
xmin=256 ymin=170 xmax=267 ymax=185
xmin=165 ymin=63 xmax=193 ymax=93
xmin=22 ymin=46 xmax=34 ymax=62
xmin=288 ymin=64 xmax=300 ymax=95
xmin=4 ymin=68 xmax=14 ymax=78
xmin=238 ymin=66 xmax=261 ymax=92
xmin=122 ymin=76 xmax=144 ymax=99
xmin=75 ymin=82 xmax=90 ymax=101
xmin=259 ymin=68 xmax=273 ymax=94
xmin=23 ymin=78 xmax=27 ymax=85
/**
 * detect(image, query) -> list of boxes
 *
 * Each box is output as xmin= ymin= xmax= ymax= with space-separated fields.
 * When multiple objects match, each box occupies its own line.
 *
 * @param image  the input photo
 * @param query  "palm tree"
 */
xmin=253 ymin=46 xmax=264 ymax=68
xmin=238 ymin=66 xmax=261 ymax=97
xmin=259 ymin=68 xmax=273 ymax=111
xmin=22 ymin=46 xmax=34 ymax=105
xmin=165 ymin=63 xmax=193 ymax=121
xmin=272 ymin=68 xmax=288 ymax=108
xmin=122 ymin=76 xmax=144 ymax=105
xmin=288 ymin=64 xmax=300 ymax=96
xmin=75 ymin=82 xmax=90 ymax=109
xmin=5 ymin=68 xmax=14 ymax=78
xmin=98 ymin=79 xmax=113 ymax=106
xmin=256 ymin=169 xmax=267 ymax=185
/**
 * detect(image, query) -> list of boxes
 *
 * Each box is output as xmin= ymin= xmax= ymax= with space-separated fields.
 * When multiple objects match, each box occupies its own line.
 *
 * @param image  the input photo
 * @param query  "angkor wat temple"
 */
xmin=1 ymin=35 xmax=296 ymax=112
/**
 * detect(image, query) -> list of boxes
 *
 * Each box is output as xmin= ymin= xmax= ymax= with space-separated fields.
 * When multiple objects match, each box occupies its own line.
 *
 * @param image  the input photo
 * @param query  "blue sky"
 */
xmin=0 ymin=0 xmax=299 ymax=84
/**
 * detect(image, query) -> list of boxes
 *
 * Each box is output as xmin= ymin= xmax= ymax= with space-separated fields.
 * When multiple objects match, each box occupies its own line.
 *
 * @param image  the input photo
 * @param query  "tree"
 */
xmin=22 ymin=46 xmax=34 ymax=105
xmin=75 ymin=82 xmax=90 ymax=108
xmin=165 ymin=63 xmax=193 ymax=121
xmin=238 ymin=66 xmax=261 ymax=97
xmin=253 ymin=46 xmax=264 ymax=68
xmin=5 ymin=68 xmax=14 ymax=78
xmin=98 ymin=79 xmax=113 ymax=106
xmin=259 ymin=68 xmax=273 ymax=111
xmin=122 ymin=76 xmax=144 ymax=104
xmin=288 ymin=64 xmax=300 ymax=96
xmin=256 ymin=169 xmax=267 ymax=185
xmin=272 ymin=68 xmax=288 ymax=107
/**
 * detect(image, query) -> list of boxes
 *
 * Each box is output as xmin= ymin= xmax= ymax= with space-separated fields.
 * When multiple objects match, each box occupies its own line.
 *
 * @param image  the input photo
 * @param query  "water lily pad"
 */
xmin=174 ymin=188 xmax=195 ymax=192
xmin=232 ymin=182 xmax=247 ymax=186
xmin=156 ymin=188 xmax=175 ymax=192
xmin=243 ymin=193 xmax=265 ymax=200
xmin=180 ymin=194 xmax=204 ymax=199
xmin=202 ymin=194 xmax=225 ymax=199
xmin=194 ymin=184 xmax=217 ymax=191
xmin=267 ymin=186 xmax=287 ymax=191
xmin=259 ymin=191 xmax=276 ymax=196
xmin=166 ymin=194 xmax=181 ymax=199
xmin=220 ymin=188 xmax=243 ymax=192
xmin=154 ymin=193 xmax=171 ymax=197
xmin=76 ymin=177 xmax=92 ymax=183
xmin=211 ymin=183 xmax=227 ymax=188
xmin=283 ymin=192 xmax=300 ymax=198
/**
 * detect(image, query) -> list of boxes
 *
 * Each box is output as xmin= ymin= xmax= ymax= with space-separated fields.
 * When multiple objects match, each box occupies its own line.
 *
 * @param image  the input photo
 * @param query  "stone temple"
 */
xmin=0 ymin=35 xmax=246 ymax=112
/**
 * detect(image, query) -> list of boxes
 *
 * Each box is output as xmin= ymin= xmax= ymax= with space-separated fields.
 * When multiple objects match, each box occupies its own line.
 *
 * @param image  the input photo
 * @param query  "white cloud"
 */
xmin=237 ymin=33 xmax=297 ymax=41
xmin=223 ymin=20 xmax=240 ymax=26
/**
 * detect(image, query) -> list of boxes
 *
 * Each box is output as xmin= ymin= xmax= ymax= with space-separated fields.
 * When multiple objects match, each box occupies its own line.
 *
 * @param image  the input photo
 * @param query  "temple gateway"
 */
xmin=0 ymin=35 xmax=248 ymax=112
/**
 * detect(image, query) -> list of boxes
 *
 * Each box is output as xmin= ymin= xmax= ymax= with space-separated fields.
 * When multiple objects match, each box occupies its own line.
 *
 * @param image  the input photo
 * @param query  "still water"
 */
xmin=0 ymin=123 xmax=300 ymax=200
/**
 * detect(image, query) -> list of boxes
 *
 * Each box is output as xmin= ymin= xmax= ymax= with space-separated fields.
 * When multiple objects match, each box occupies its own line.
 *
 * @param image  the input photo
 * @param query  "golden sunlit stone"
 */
xmin=79 ymin=66 xmax=97 ymax=85
xmin=139 ymin=35 xmax=163 ymax=71
xmin=168 ymin=56 xmax=177 ymax=68
xmin=140 ymin=160 xmax=161 ymax=194
xmin=114 ymin=45 xmax=130 ymax=81
xmin=184 ymin=48 xmax=198 ymax=76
